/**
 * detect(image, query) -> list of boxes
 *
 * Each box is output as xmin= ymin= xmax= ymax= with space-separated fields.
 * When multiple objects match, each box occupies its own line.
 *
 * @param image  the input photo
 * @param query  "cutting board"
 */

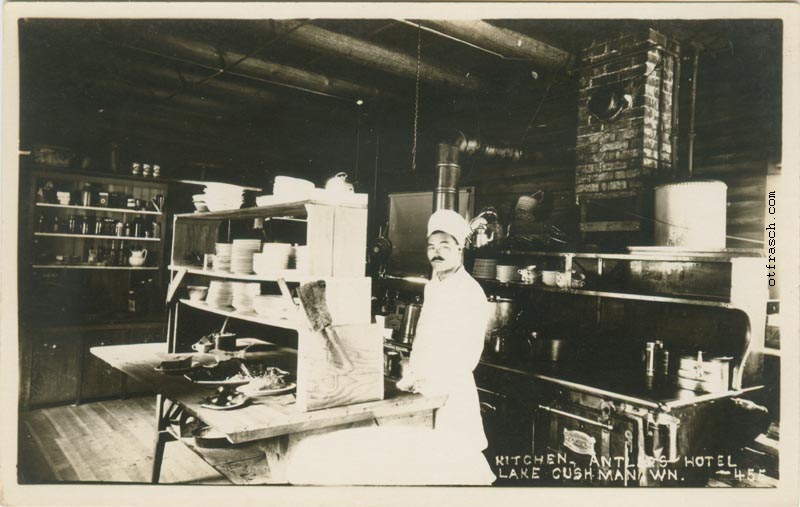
xmin=296 ymin=323 xmax=384 ymax=412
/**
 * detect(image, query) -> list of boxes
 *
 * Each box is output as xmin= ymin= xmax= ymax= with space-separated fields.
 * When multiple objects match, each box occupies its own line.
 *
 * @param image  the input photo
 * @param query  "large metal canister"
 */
xmin=397 ymin=301 xmax=422 ymax=344
xmin=654 ymin=180 xmax=727 ymax=249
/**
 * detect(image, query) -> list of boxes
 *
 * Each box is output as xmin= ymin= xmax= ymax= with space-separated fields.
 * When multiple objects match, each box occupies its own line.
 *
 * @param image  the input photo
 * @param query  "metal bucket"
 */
xmin=654 ymin=180 xmax=727 ymax=249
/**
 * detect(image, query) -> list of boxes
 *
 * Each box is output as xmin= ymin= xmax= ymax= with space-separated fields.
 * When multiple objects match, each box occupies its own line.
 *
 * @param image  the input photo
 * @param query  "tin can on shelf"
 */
xmin=98 ymin=192 xmax=109 ymax=207
xmin=115 ymin=220 xmax=124 ymax=237
xmin=131 ymin=163 xmax=141 ymax=176
xmin=142 ymin=164 xmax=152 ymax=178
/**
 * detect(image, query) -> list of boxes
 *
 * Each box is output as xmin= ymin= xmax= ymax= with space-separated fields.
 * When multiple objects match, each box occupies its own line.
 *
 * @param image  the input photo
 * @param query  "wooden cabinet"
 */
xmin=27 ymin=332 xmax=82 ymax=406
xmin=18 ymin=166 xmax=171 ymax=408
xmin=79 ymin=329 xmax=127 ymax=401
xmin=22 ymin=321 xmax=167 ymax=408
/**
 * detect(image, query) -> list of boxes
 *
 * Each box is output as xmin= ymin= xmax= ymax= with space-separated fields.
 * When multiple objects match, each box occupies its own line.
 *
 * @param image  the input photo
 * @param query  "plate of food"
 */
xmin=200 ymin=386 xmax=249 ymax=410
xmin=236 ymin=366 xmax=294 ymax=397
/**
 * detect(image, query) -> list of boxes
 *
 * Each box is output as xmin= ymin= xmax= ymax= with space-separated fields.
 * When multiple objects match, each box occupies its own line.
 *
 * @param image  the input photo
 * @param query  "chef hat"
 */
xmin=427 ymin=209 xmax=471 ymax=245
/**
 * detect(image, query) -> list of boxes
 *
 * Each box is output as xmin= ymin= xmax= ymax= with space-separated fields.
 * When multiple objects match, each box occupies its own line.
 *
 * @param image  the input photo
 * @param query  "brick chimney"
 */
xmin=575 ymin=28 xmax=678 ymax=244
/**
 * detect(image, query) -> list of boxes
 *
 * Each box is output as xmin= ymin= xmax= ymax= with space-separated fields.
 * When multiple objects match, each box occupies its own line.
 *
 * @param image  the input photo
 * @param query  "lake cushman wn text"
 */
xmin=493 ymin=453 xmax=765 ymax=483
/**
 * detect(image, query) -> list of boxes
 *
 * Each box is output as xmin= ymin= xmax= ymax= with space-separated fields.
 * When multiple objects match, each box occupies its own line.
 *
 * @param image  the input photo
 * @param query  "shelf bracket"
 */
xmin=166 ymin=268 xmax=188 ymax=304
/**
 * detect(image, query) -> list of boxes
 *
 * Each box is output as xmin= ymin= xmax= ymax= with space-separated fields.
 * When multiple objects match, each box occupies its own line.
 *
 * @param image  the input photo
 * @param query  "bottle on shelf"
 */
xmin=37 ymin=214 xmax=47 ymax=232
xmin=134 ymin=215 xmax=144 ymax=238
xmin=128 ymin=288 xmax=138 ymax=313
xmin=52 ymin=216 xmax=61 ymax=233
xmin=123 ymin=221 xmax=132 ymax=237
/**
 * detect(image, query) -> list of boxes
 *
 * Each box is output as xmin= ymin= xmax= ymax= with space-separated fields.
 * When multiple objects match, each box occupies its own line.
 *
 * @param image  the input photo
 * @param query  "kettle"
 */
xmin=473 ymin=225 xmax=495 ymax=248
xmin=325 ymin=172 xmax=354 ymax=193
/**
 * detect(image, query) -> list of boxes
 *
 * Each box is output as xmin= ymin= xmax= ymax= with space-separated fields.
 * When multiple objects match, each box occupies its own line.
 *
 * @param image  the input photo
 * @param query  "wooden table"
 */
xmin=91 ymin=342 xmax=445 ymax=484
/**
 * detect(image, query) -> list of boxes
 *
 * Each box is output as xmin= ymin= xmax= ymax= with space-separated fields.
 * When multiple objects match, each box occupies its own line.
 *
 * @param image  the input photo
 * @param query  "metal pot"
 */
xmin=528 ymin=332 xmax=570 ymax=362
xmin=484 ymin=296 xmax=519 ymax=344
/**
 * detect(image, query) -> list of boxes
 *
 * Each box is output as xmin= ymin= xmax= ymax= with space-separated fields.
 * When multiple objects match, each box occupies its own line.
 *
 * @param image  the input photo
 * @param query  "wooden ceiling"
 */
xmin=18 ymin=18 xmax=781 ymax=183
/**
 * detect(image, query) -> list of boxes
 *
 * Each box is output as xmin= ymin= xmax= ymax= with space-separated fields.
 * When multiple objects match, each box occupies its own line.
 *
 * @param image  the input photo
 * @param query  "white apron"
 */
xmin=286 ymin=267 xmax=495 ymax=485
xmin=401 ymin=266 xmax=490 ymax=452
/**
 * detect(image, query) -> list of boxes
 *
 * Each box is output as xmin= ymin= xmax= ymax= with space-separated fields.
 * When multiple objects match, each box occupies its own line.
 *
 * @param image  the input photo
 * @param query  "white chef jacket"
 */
xmin=400 ymin=266 xmax=490 ymax=452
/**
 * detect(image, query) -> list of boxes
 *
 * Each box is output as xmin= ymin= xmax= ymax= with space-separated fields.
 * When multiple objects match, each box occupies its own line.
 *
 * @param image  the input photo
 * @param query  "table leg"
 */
xmin=151 ymin=394 xmax=176 ymax=483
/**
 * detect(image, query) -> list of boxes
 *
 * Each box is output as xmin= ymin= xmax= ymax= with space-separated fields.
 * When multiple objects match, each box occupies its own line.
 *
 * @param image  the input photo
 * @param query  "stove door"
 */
xmin=534 ymin=402 xmax=639 ymax=486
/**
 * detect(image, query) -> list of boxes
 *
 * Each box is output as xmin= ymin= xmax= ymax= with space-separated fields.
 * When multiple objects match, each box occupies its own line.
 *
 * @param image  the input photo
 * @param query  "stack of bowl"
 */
xmin=192 ymin=194 xmax=209 ymax=212
xmin=272 ymin=176 xmax=315 ymax=200
xmin=252 ymin=295 xmax=289 ymax=318
xmin=200 ymin=183 xmax=246 ymax=211
xmin=230 ymin=239 xmax=262 ymax=274
xmin=214 ymin=243 xmax=232 ymax=272
xmin=231 ymin=282 xmax=261 ymax=312
xmin=253 ymin=243 xmax=293 ymax=275
xmin=206 ymin=281 xmax=233 ymax=308
xmin=472 ymin=259 xmax=497 ymax=279
xmin=57 ymin=192 xmax=71 ymax=205
xmin=496 ymin=265 xmax=521 ymax=283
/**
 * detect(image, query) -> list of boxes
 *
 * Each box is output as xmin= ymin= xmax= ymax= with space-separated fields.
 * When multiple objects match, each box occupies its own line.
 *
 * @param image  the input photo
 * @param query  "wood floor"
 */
xmin=19 ymin=396 xmax=780 ymax=487
xmin=19 ymin=396 xmax=228 ymax=484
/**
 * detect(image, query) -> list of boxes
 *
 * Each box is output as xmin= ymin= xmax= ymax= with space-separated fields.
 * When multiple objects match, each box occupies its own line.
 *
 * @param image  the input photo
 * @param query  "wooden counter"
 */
xmin=91 ymin=342 xmax=445 ymax=484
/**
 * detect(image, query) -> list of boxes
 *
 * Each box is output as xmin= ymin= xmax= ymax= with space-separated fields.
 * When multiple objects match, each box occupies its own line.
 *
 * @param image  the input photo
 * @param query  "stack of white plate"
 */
xmin=253 ymin=243 xmax=294 ymax=275
xmin=231 ymin=282 xmax=261 ymax=312
xmin=214 ymin=243 xmax=232 ymax=272
xmin=496 ymin=265 xmax=521 ymax=283
xmin=472 ymin=259 xmax=497 ymax=279
xmin=206 ymin=281 xmax=233 ymax=308
xmin=230 ymin=239 xmax=262 ymax=274
xmin=291 ymin=245 xmax=310 ymax=273
xmin=200 ymin=182 xmax=247 ymax=211
xmin=252 ymin=295 xmax=289 ymax=318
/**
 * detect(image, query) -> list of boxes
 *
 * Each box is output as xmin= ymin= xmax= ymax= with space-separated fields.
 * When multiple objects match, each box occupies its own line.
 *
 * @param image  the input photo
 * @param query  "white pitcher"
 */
xmin=129 ymin=248 xmax=148 ymax=267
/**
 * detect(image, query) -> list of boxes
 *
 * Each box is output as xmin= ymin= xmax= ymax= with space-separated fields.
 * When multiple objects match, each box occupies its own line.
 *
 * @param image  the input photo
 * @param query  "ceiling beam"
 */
xmin=101 ymin=29 xmax=400 ymax=105
xmin=411 ymin=20 xmax=574 ymax=70
xmin=266 ymin=20 xmax=485 ymax=93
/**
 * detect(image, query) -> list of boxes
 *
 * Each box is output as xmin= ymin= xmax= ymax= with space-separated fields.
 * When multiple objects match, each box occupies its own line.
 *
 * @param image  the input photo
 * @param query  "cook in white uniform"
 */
xmin=287 ymin=209 xmax=495 ymax=485
xmin=397 ymin=209 xmax=493 ymax=457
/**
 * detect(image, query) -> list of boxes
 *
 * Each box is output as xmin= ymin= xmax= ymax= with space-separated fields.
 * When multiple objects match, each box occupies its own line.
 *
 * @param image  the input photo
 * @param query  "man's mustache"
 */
xmin=431 ymin=256 xmax=445 ymax=261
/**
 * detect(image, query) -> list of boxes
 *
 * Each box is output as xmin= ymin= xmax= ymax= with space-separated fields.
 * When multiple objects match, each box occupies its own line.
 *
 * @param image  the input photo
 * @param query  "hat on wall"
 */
xmin=427 ymin=209 xmax=471 ymax=246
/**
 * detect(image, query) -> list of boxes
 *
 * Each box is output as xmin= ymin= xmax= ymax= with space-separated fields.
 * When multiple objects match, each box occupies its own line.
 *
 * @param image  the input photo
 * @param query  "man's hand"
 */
xmin=396 ymin=375 xmax=418 ymax=393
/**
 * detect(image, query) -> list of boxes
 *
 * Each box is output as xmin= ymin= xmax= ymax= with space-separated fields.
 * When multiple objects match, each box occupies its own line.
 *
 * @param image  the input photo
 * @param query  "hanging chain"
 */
xmin=411 ymin=25 xmax=422 ymax=172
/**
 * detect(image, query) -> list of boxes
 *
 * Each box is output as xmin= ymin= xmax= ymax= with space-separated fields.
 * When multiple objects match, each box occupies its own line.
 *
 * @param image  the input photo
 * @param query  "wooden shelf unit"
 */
xmin=166 ymin=194 xmax=380 ymax=412
xmin=19 ymin=166 xmax=170 ymax=409
xmin=32 ymin=264 xmax=159 ymax=270
xmin=36 ymin=202 xmax=163 ymax=215
xmin=35 ymin=232 xmax=161 ymax=241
